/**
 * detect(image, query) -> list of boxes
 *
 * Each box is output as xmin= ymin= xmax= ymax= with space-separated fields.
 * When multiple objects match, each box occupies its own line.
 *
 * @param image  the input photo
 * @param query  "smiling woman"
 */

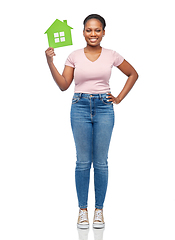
xmin=45 ymin=13 xmax=138 ymax=230
xmin=83 ymin=18 xmax=105 ymax=61
xmin=83 ymin=14 xmax=105 ymax=50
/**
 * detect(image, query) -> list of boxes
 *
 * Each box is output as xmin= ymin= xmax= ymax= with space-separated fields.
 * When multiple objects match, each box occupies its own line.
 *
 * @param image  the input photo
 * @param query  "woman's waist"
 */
xmin=73 ymin=92 xmax=110 ymax=99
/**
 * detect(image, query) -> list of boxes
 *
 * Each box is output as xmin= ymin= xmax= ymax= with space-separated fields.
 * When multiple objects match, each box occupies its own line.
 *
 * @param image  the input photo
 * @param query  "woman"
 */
xmin=45 ymin=14 xmax=138 ymax=229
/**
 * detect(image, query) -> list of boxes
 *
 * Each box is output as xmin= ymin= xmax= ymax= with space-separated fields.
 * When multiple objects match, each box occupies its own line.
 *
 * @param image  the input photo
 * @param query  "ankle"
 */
xmin=80 ymin=208 xmax=88 ymax=211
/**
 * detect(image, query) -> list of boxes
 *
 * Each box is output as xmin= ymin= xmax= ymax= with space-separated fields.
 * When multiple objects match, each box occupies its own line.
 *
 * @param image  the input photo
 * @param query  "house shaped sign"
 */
xmin=45 ymin=19 xmax=73 ymax=48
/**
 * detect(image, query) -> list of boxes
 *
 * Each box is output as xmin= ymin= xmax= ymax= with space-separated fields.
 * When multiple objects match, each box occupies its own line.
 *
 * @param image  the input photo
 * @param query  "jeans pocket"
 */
xmin=72 ymin=96 xmax=80 ymax=104
xmin=100 ymin=97 xmax=113 ymax=105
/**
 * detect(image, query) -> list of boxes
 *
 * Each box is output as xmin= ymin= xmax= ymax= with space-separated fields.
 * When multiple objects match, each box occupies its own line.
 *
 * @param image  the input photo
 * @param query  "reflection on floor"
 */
xmin=77 ymin=228 xmax=104 ymax=240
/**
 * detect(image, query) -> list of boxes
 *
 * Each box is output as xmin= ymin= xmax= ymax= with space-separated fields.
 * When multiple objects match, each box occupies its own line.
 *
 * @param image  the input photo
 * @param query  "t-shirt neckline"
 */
xmin=83 ymin=47 xmax=103 ymax=63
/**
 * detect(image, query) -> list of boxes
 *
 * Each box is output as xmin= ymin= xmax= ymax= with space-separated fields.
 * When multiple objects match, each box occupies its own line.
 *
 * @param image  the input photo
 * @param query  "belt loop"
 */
xmin=79 ymin=93 xmax=82 ymax=98
xmin=99 ymin=94 xmax=101 ymax=99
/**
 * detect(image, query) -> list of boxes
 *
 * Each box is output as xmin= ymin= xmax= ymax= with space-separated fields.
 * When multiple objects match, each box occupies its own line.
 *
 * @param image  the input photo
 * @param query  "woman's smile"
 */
xmin=83 ymin=19 xmax=105 ymax=47
xmin=89 ymin=38 xmax=98 ymax=43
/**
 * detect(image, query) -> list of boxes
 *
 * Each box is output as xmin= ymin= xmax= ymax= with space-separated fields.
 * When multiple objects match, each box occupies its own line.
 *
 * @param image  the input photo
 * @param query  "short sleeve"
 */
xmin=65 ymin=52 xmax=75 ymax=68
xmin=113 ymin=51 xmax=124 ymax=67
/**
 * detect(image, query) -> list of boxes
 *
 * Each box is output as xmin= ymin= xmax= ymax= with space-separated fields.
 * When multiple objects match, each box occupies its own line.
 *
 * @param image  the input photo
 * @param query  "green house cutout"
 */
xmin=45 ymin=19 xmax=73 ymax=48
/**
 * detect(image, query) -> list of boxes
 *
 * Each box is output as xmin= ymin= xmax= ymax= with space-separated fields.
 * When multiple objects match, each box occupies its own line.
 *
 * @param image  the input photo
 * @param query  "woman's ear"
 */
xmin=103 ymin=30 xmax=105 ymax=37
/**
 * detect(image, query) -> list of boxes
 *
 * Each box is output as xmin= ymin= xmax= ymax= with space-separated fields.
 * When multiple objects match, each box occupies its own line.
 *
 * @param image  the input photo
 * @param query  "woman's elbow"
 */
xmin=135 ymin=72 xmax=139 ymax=80
xmin=133 ymin=69 xmax=139 ymax=81
xmin=60 ymin=86 xmax=68 ymax=91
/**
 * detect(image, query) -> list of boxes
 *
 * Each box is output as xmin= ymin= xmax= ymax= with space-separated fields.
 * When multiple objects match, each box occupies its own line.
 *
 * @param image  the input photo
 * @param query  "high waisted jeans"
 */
xmin=71 ymin=93 xmax=114 ymax=209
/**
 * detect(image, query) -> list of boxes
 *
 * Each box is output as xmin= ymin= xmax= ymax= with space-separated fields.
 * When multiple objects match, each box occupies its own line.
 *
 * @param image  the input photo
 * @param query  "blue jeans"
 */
xmin=71 ymin=93 xmax=114 ymax=209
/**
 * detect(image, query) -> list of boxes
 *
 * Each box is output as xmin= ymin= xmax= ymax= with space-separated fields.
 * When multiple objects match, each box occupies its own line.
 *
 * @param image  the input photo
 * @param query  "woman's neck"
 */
xmin=84 ymin=44 xmax=102 ymax=53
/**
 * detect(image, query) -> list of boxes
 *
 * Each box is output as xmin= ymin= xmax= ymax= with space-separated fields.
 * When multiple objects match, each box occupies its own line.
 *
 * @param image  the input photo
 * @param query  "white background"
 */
xmin=0 ymin=0 xmax=175 ymax=239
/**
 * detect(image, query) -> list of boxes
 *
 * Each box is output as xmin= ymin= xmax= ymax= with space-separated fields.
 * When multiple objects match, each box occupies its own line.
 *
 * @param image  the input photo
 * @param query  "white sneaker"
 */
xmin=93 ymin=209 xmax=105 ymax=229
xmin=77 ymin=209 xmax=89 ymax=229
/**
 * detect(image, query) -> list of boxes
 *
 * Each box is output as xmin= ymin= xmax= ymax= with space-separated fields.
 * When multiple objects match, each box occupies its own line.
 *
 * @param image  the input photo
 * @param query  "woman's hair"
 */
xmin=83 ymin=14 xmax=106 ymax=30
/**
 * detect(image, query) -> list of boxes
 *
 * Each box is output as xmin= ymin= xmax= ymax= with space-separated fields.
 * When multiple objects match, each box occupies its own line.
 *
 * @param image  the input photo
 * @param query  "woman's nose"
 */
xmin=91 ymin=31 xmax=96 ymax=36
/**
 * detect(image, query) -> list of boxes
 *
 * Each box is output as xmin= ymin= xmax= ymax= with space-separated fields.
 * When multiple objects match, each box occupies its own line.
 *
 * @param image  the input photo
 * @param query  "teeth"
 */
xmin=90 ymin=38 xmax=98 ymax=42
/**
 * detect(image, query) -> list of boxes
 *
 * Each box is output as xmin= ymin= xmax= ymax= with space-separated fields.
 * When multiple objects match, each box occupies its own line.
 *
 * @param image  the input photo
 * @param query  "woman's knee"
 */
xmin=76 ymin=161 xmax=92 ymax=171
xmin=93 ymin=161 xmax=108 ymax=171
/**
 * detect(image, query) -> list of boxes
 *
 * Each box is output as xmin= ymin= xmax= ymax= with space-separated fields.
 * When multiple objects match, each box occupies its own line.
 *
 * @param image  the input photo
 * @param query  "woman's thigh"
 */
xmin=93 ymin=100 xmax=115 ymax=167
xmin=71 ymin=98 xmax=93 ymax=166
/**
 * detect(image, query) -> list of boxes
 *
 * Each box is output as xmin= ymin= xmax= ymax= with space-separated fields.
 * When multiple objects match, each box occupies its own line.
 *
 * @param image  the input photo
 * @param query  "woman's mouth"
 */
xmin=89 ymin=38 xmax=98 ymax=43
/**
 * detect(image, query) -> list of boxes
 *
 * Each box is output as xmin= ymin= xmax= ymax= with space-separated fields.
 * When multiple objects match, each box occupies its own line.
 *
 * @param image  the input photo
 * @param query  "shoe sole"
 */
xmin=93 ymin=223 xmax=105 ymax=229
xmin=77 ymin=224 xmax=89 ymax=229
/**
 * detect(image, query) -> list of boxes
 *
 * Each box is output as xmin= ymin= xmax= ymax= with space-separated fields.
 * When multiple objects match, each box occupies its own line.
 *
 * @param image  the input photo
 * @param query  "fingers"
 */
xmin=45 ymin=48 xmax=56 ymax=56
xmin=45 ymin=47 xmax=56 ymax=62
xmin=45 ymin=47 xmax=55 ymax=52
xmin=49 ymin=51 xmax=56 ymax=57
xmin=107 ymin=93 xmax=115 ymax=102
xmin=107 ymin=93 xmax=118 ymax=104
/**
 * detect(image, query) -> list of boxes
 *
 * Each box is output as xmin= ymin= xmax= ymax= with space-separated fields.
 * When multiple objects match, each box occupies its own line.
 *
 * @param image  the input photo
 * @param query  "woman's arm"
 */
xmin=45 ymin=47 xmax=74 ymax=91
xmin=107 ymin=60 xmax=138 ymax=104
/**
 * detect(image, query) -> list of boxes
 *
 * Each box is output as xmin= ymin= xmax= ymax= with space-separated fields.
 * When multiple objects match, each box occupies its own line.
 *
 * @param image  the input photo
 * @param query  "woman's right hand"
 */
xmin=45 ymin=47 xmax=56 ymax=63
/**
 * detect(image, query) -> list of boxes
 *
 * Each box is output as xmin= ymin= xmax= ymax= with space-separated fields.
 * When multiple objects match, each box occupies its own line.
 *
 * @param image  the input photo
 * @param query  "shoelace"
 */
xmin=94 ymin=210 xmax=103 ymax=222
xmin=79 ymin=210 xmax=88 ymax=222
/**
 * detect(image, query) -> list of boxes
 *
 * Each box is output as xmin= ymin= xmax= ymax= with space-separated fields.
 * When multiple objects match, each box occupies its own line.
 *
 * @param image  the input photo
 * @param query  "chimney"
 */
xmin=63 ymin=20 xmax=67 ymax=25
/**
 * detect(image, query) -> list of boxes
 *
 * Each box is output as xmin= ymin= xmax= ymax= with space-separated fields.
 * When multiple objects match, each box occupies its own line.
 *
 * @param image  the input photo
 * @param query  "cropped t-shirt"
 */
xmin=65 ymin=48 xmax=124 ymax=94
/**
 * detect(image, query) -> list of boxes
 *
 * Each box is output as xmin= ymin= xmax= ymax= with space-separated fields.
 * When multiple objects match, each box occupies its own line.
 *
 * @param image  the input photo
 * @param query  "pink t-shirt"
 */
xmin=65 ymin=48 xmax=124 ymax=94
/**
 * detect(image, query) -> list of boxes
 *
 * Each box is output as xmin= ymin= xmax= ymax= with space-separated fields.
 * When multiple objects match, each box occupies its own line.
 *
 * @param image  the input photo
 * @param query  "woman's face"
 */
xmin=83 ymin=19 xmax=105 ymax=47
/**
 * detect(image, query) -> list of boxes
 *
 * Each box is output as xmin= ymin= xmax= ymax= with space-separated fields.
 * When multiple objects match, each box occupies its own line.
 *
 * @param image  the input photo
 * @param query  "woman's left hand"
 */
xmin=107 ymin=93 xmax=121 ymax=104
